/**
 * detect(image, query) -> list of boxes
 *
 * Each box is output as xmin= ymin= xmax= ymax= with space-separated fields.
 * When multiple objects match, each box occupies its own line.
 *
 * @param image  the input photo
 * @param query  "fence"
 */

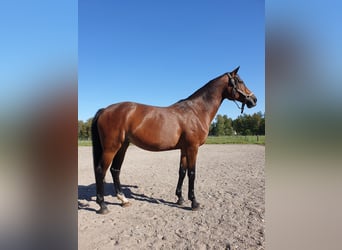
xmin=78 ymin=135 xmax=265 ymax=146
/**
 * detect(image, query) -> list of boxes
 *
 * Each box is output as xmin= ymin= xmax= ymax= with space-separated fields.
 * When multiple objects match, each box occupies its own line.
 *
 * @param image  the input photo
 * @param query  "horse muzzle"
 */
xmin=245 ymin=94 xmax=257 ymax=108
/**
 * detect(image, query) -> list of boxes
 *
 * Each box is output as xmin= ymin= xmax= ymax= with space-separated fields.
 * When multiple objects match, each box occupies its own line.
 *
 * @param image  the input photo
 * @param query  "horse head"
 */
xmin=225 ymin=66 xmax=257 ymax=112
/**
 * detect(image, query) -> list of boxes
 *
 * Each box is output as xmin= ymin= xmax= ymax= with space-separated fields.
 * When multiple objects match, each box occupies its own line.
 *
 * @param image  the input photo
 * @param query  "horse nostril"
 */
xmin=254 ymin=96 xmax=257 ymax=103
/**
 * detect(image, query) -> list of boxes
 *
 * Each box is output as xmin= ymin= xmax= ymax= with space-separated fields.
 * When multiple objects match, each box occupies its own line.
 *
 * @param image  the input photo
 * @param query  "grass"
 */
xmin=205 ymin=135 xmax=265 ymax=145
xmin=78 ymin=140 xmax=92 ymax=146
xmin=79 ymin=135 xmax=265 ymax=146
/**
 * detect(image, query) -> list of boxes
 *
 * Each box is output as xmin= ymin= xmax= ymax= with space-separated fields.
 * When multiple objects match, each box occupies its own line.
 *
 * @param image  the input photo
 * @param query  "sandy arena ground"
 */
xmin=78 ymin=144 xmax=265 ymax=250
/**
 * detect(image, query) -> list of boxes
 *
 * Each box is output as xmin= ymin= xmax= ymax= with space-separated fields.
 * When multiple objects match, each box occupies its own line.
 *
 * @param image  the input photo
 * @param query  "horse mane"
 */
xmin=176 ymin=73 xmax=227 ymax=104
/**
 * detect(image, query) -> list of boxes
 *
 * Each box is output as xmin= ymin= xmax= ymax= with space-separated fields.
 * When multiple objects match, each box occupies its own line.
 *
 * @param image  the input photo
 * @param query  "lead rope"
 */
xmin=233 ymin=100 xmax=245 ymax=113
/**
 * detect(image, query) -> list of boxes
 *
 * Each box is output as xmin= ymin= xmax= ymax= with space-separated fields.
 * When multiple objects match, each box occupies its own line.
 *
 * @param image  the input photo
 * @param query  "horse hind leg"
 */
xmin=95 ymin=150 xmax=116 ymax=214
xmin=95 ymin=166 xmax=109 ymax=214
xmin=110 ymin=141 xmax=131 ymax=207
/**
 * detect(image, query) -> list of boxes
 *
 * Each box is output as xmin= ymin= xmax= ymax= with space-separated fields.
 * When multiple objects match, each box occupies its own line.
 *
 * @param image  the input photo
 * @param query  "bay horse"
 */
xmin=91 ymin=66 xmax=257 ymax=214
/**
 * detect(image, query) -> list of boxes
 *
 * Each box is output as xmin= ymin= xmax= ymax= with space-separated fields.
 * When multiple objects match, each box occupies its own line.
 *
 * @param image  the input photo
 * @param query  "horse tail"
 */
xmin=91 ymin=108 xmax=105 ymax=169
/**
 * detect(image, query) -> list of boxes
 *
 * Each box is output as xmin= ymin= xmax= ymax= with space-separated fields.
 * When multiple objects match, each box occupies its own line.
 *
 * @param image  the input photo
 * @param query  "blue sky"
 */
xmin=80 ymin=1 xmax=265 ymax=121
xmin=0 ymin=1 xmax=77 ymax=114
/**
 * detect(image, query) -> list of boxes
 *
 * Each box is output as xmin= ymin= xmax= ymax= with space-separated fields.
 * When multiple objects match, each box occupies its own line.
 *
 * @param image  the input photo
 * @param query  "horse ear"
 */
xmin=231 ymin=66 xmax=240 ymax=76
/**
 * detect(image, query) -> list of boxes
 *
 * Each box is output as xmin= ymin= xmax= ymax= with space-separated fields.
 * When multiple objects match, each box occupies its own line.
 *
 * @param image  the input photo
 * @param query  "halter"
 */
xmin=227 ymin=73 xmax=254 ymax=113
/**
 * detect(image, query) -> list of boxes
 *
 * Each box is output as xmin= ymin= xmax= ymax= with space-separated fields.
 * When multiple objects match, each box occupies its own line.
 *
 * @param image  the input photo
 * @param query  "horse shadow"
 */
xmin=78 ymin=182 xmax=186 ymax=212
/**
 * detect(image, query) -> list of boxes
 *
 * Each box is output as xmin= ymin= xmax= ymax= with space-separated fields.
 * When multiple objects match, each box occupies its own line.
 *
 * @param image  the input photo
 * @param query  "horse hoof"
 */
xmin=121 ymin=202 xmax=131 ymax=208
xmin=191 ymin=201 xmax=200 ymax=211
xmin=176 ymin=197 xmax=184 ymax=205
xmin=96 ymin=207 xmax=109 ymax=214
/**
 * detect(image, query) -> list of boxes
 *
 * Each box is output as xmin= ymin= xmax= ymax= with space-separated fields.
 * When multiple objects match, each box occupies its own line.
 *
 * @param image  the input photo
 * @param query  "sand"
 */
xmin=78 ymin=144 xmax=265 ymax=249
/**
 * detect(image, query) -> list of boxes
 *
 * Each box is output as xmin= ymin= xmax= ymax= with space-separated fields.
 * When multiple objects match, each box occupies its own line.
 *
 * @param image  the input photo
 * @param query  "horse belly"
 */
xmin=128 ymin=118 xmax=181 ymax=151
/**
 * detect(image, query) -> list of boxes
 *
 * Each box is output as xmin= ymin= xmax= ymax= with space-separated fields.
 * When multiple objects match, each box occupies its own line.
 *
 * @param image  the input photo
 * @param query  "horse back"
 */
xmin=98 ymin=102 xmax=184 ymax=151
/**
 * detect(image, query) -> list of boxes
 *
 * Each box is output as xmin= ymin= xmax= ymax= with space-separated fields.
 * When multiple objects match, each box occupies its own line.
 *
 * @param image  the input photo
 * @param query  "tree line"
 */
xmin=78 ymin=112 xmax=265 ymax=140
xmin=209 ymin=112 xmax=265 ymax=136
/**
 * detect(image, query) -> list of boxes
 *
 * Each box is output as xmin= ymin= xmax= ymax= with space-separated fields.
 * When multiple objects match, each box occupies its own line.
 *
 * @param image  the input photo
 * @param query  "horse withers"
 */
xmin=91 ymin=66 xmax=257 ymax=214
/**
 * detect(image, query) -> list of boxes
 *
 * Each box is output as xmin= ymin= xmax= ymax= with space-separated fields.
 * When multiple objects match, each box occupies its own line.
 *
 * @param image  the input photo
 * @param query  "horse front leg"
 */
xmin=187 ymin=146 xmax=200 ymax=210
xmin=175 ymin=152 xmax=187 ymax=205
xmin=188 ymin=168 xmax=200 ymax=210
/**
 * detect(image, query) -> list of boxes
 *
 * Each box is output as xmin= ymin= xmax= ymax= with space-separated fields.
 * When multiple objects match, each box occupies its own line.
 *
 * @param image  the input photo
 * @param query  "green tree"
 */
xmin=216 ymin=115 xmax=226 ymax=136
xmin=78 ymin=120 xmax=84 ymax=139
xmin=258 ymin=113 xmax=265 ymax=135
xmin=223 ymin=115 xmax=233 ymax=135
xmin=78 ymin=118 xmax=92 ymax=140
xmin=232 ymin=115 xmax=244 ymax=135
xmin=232 ymin=112 xmax=265 ymax=135
xmin=207 ymin=112 xmax=265 ymax=136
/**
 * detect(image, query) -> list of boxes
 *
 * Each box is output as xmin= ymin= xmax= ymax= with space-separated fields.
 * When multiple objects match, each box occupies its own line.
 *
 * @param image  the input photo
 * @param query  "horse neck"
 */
xmin=182 ymin=75 xmax=227 ymax=123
